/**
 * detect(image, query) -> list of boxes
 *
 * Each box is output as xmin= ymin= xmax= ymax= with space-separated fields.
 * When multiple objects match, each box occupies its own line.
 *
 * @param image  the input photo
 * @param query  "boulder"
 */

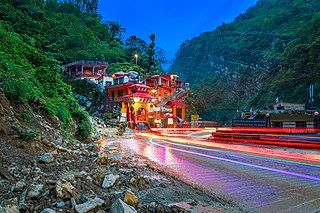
xmin=27 ymin=184 xmax=43 ymax=199
xmin=40 ymin=208 xmax=56 ymax=213
xmin=55 ymin=179 xmax=78 ymax=200
xmin=14 ymin=181 xmax=26 ymax=191
xmin=110 ymin=198 xmax=137 ymax=213
xmin=123 ymin=190 xmax=139 ymax=206
xmin=74 ymin=197 xmax=104 ymax=213
xmin=102 ymin=174 xmax=119 ymax=189
xmin=38 ymin=153 xmax=55 ymax=163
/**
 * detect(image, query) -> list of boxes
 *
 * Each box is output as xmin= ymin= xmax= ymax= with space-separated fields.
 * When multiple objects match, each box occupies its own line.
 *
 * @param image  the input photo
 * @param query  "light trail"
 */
xmin=135 ymin=132 xmax=320 ymax=164
xmin=152 ymin=139 xmax=320 ymax=169
xmin=149 ymin=139 xmax=320 ymax=182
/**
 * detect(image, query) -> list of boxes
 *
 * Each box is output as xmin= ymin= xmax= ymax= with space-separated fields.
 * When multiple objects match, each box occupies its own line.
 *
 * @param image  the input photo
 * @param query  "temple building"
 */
xmin=62 ymin=60 xmax=111 ymax=88
xmin=104 ymin=72 xmax=189 ymax=129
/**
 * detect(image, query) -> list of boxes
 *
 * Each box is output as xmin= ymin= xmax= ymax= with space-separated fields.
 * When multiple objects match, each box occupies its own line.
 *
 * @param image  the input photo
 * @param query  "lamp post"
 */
xmin=314 ymin=111 xmax=319 ymax=128
xmin=134 ymin=54 xmax=138 ymax=65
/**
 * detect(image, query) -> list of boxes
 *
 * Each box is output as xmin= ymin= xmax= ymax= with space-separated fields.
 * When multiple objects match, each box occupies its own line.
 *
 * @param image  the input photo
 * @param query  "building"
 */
xmin=62 ymin=60 xmax=109 ymax=87
xmin=242 ymin=102 xmax=316 ymax=128
xmin=105 ymin=72 xmax=189 ymax=129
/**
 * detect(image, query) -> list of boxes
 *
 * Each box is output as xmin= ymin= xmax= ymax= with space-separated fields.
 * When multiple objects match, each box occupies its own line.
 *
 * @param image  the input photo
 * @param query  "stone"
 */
xmin=40 ymin=208 xmax=56 ymax=213
xmin=119 ymin=168 xmax=134 ymax=174
xmin=102 ymin=174 xmax=119 ymax=189
xmin=56 ymin=201 xmax=65 ymax=207
xmin=55 ymin=179 xmax=78 ymax=200
xmin=27 ymin=184 xmax=43 ymax=199
xmin=110 ymin=198 xmax=137 ymax=213
xmin=123 ymin=190 xmax=139 ymax=206
xmin=1 ymin=197 xmax=19 ymax=213
xmin=95 ymin=154 xmax=109 ymax=165
xmin=74 ymin=197 xmax=104 ymax=213
xmin=14 ymin=181 xmax=26 ymax=191
xmin=38 ymin=153 xmax=55 ymax=163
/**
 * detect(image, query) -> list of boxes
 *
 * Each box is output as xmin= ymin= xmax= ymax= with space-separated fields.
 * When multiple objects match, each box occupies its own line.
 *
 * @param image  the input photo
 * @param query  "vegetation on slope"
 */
xmin=169 ymin=0 xmax=320 ymax=123
xmin=0 ymin=0 xmax=169 ymax=138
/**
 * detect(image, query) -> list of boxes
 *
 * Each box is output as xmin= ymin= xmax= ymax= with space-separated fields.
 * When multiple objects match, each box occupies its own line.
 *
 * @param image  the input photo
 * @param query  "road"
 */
xmin=118 ymin=131 xmax=320 ymax=212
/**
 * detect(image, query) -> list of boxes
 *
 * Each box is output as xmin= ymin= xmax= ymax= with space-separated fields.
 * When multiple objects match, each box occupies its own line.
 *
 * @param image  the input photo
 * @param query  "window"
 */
xmin=161 ymin=78 xmax=167 ymax=85
xmin=296 ymin=121 xmax=306 ymax=127
xmin=111 ymin=91 xmax=115 ymax=101
xmin=176 ymin=107 xmax=182 ymax=118
xmin=118 ymin=90 xmax=123 ymax=97
xmin=272 ymin=121 xmax=283 ymax=127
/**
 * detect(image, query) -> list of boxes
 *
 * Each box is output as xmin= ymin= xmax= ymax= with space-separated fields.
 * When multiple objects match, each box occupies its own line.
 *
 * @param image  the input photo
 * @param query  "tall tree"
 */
xmin=146 ymin=33 xmax=156 ymax=74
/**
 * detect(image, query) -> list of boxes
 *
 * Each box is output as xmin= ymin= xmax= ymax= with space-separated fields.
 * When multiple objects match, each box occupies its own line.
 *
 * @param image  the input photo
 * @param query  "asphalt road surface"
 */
xmin=119 ymin=133 xmax=320 ymax=212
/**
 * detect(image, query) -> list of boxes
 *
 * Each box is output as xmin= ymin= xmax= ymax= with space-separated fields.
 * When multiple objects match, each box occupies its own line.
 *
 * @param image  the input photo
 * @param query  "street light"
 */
xmin=134 ymin=54 xmax=138 ymax=65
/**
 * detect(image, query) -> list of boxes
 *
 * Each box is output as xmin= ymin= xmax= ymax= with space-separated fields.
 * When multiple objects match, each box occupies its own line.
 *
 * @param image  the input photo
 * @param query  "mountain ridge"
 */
xmin=169 ymin=0 xmax=320 ymax=122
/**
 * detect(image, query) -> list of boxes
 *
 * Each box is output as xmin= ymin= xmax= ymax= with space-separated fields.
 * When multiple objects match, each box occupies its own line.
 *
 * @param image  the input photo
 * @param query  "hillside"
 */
xmin=169 ymin=0 xmax=320 ymax=122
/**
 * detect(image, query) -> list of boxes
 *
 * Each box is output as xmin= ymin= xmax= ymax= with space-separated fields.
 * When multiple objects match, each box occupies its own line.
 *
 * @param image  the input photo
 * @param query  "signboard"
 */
xmin=191 ymin=115 xmax=199 ymax=121
xmin=168 ymin=118 xmax=173 ymax=125
xmin=120 ymin=113 xmax=127 ymax=122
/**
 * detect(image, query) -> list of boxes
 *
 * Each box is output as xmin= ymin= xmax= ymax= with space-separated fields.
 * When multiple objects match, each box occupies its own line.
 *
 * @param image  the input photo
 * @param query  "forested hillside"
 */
xmin=0 ymin=0 xmax=167 ymax=138
xmin=169 ymin=0 xmax=320 ymax=123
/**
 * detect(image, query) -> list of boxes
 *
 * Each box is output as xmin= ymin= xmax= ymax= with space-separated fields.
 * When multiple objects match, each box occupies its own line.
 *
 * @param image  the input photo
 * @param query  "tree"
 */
xmin=146 ymin=34 xmax=156 ymax=74
xmin=107 ymin=21 xmax=126 ymax=41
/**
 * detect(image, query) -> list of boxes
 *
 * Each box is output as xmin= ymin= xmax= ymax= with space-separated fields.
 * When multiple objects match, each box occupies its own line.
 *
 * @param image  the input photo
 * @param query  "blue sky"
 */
xmin=98 ymin=0 xmax=258 ymax=69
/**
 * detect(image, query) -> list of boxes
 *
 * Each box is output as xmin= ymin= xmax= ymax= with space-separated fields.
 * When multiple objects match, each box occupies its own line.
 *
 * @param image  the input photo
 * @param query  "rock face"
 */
xmin=38 ymin=152 xmax=55 ymax=163
xmin=110 ymin=198 xmax=137 ymax=213
xmin=102 ymin=174 xmax=119 ymax=189
xmin=55 ymin=179 xmax=78 ymax=200
xmin=74 ymin=197 xmax=104 ymax=213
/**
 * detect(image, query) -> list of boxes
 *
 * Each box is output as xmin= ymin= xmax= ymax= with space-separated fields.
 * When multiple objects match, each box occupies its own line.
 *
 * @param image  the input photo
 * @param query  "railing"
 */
xmin=62 ymin=60 xmax=109 ymax=67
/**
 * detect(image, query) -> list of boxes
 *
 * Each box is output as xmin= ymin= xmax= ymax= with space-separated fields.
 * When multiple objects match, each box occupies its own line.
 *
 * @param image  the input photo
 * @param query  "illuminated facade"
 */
xmin=105 ymin=72 xmax=189 ymax=129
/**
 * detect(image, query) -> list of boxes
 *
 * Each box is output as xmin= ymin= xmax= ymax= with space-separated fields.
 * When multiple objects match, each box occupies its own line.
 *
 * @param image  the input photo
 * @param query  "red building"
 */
xmin=105 ymin=72 xmax=189 ymax=129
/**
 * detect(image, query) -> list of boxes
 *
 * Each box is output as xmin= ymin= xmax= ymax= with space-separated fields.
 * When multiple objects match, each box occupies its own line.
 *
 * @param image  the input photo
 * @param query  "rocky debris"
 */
xmin=40 ymin=208 xmax=56 ymax=213
xmin=0 ymin=197 xmax=19 ymax=213
xmin=27 ymin=184 xmax=43 ymax=199
xmin=74 ymin=197 xmax=104 ymax=213
xmin=14 ymin=181 xmax=26 ymax=192
xmin=110 ymin=198 xmax=137 ymax=213
xmin=55 ymin=179 xmax=78 ymax=200
xmin=0 ymin=90 xmax=246 ymax=212
xmin=37 ymin=152 xmax=55 ymax=163
xmin=102 ymin=174 xmax=120 ymax=189
xmin=95 ymin=153 xmax=109 ymax=165
xmin=123 ymin=190 xmax=139 ymax=206
xmin=0 ymin=167 xmax=15 ymax=181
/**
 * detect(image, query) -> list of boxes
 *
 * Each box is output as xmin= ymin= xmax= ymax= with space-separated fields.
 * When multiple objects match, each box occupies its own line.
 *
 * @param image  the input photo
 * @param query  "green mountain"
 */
xmin=169 ymin=0 xmax=320 ymax=123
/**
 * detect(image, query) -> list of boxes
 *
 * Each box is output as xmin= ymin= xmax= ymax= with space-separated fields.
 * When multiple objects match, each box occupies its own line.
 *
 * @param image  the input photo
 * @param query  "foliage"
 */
xmin=169 ymin=0 xmax=320 ymax=122
xmin=12 ymin=126 xmax=38 ymax=141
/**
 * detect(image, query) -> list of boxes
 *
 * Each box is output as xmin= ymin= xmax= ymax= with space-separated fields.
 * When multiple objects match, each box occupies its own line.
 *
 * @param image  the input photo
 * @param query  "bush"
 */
xmin=12 ymin=126 xmax=38 ymax=141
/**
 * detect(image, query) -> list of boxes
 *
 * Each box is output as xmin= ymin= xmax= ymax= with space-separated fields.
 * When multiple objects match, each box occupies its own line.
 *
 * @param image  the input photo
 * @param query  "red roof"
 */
xmin=113 ymin=71 xmax=130 ymax=77
xmin=122 ymin=93 xmax=154 ymax=99
xmin=128 ymin=84 xmax=151 ymax=89
xmin=165 ymin=100 xmax=187 ymax=107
